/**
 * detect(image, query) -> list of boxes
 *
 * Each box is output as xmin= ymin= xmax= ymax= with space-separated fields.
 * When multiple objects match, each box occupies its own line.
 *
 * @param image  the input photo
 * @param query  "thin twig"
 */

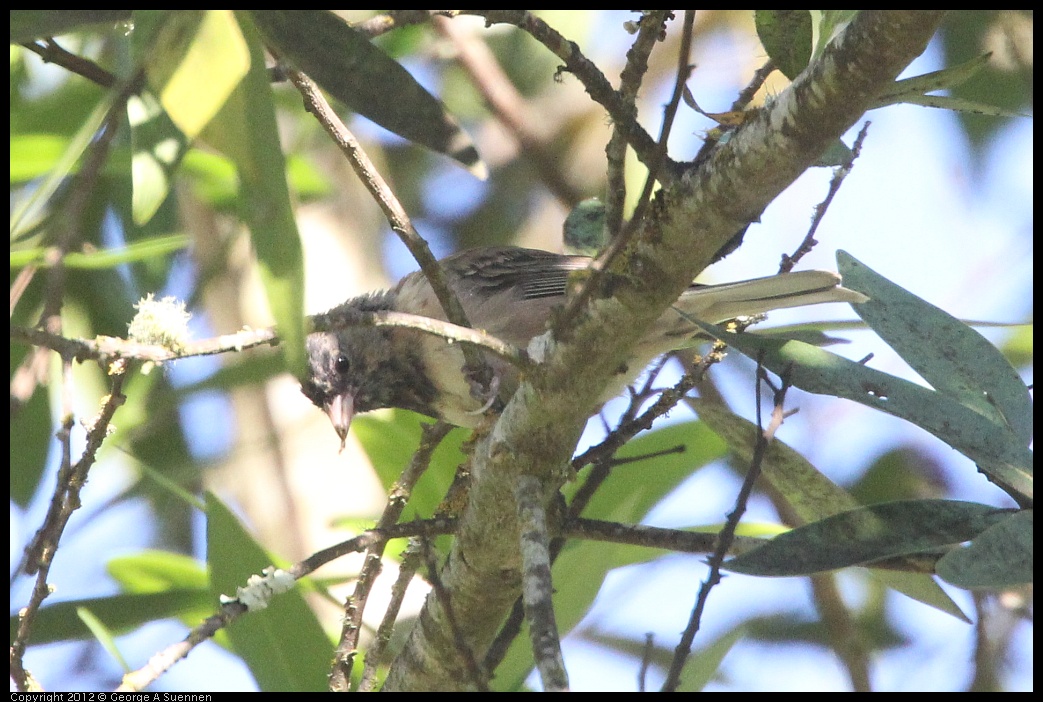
xmin=435 ymin=15 xmax=582 ymax=206
xmin=779 ymin=121 xmax=872 ymax=273
xmin=115 ymin=517 xmax=457 ymax=692
xmin=553 ymin=11 xmax=694 ymax=334
xmin=474 ymin=11 xmax=670 ymax=179
xmin=11 ymin=362 xmax=128 ymax=690
xmin=20 ymin=38 xmax=118 ymax=88
xmin=280 ymin=64 xmax=496 ymax=395
xmin=605 ymin=11 xmax=675 ymax=236
xmin=661 ymin=359 xmax=792 ymax=692
xmin=690 ymin=58 xmax=777 ymax=168
xmin=13 ymin=307 xmax=532 ymax=373
xmin=329 ymin=422 xmax=454 ymax=690
xmin=564 ymin=518 xmax=762 ymax=555
xmin=638 ymin=632 xmax=655 ymax=692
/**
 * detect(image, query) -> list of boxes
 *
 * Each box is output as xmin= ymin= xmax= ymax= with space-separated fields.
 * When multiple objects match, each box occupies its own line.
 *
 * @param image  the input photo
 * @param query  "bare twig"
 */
xmin=554 ymin=10 xmax=694 ymax=335
xmin=20 ymin=38 xmax=118 ymax=88
xmin=474 ymin=11 xmax=669 ymax=179
xmin=114 ymin=517 xmax=457 ymax=692
xmin=329 ymin=422 xmax=454 ymax=691
xmin=435 ymin=15 xmax=583 ymax=206
xmin=13 ymin=307 xmax=531 ymax=373
xmin=11 ymin=362 xmax=128 ymax=690
xmin=661 ymin=360 xmax=792 ymax=692
xmin=564 ymin=518 xmax=762 ymax=555
xmin=605 ymin=11 xmax=675 ymax=236
xmin=779 ymin=120 xmax=872 ymax=272
xmin=279 ymin=64 xmax=496 ymax=396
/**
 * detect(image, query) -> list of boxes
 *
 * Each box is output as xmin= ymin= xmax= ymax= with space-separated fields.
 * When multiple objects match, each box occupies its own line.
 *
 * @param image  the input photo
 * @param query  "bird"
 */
xmin=302 ymin=246 xmax=868 ymax=446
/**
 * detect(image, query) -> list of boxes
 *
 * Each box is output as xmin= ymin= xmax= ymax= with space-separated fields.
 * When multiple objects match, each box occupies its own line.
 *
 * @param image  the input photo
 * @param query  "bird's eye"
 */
xmin=334 ymin=355 xmax=350 ymax=375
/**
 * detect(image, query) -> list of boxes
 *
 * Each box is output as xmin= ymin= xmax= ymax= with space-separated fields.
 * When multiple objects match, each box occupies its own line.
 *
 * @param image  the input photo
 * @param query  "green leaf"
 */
xmin=869 ymin=52 xmax=1028 ymax=117
xmin=694 ymin=320 xmax=1033 ymax=503
xmin=248 ymin=10 xmax=483 ymax=176
xmin=107 ymin=550 xmax=209 ymax=593
xmin=10 ymin=233 xmax=190 ymax=269
xmin=872 ymin=53 xmax=987 ymax=107
xmin=10 ymin=133 xmax=71 ymax=182
xmin=10 ymin=87 xmax=116 ymax=240
xmin=882 ymin=93 xmax=1027 ymax=118
xmin=137 ymin=11 xmax=250 ymax=140
xmin=688 ymin=398 xmax=967 ymax=620
xmin=810 ymin=11 xmax=859 ymax=62
xmin=936 ymin=509 xmax=1033 ymax=589
xmin=130 ymin=11 xmax=250 ymax=224
xmin=352 ymin=410 xmax=468 ymax=522
xmin=203 ymin=13 xmax=307 ymax=378
xmin=679 ymin=625 xmax=746 ymax=692
xmin=688 ymin=398 xmax=859 ymax=521
xmin=754 ymin=10 xmax=813 ymax=81
xmin=76 ymin=607 xmax=131 ymax=672
xmin=10 ymin=10 xmax=131 ymax=44
xmin=725 ymin=499 xmax=1012 ymax=577
xmin=838 ymin=251 xmax=1032 ymax=446
xmin=9 ymin=591 xmax=211 ymax=646
xmin=206 ymin=492 xmax=333 ymax=691
xmin=9 ymin=346 xmax=51 ymax=507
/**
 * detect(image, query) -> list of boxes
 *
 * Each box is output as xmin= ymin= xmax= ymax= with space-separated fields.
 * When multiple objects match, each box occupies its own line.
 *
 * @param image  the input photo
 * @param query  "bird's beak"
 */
xmin=325 ymin=392 xmax=354 ymax=451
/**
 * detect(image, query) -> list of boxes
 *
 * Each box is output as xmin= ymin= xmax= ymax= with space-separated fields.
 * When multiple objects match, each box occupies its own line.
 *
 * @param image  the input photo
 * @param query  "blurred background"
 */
xmin=10 ymin=10 xmax=1032 ymax=691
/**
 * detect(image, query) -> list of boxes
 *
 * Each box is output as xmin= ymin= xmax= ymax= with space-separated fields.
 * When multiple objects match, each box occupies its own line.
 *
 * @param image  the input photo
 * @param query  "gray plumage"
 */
xmin=302 ymin=246 xmax=867 ymax=444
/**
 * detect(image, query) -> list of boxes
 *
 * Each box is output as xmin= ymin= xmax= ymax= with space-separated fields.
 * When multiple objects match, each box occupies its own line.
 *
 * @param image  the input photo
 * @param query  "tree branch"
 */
xmin=382 ymin=11 xmax=946 ymax=691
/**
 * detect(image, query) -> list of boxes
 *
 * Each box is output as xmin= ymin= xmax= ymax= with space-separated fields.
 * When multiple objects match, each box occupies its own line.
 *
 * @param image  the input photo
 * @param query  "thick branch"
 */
xmin=382 ymin=11 xmax=946 ymax=691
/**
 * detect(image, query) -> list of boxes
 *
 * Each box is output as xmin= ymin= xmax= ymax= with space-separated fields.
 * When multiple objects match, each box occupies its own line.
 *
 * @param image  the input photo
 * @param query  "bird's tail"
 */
xmin=674 ymin=270 xmax=868 ymax=324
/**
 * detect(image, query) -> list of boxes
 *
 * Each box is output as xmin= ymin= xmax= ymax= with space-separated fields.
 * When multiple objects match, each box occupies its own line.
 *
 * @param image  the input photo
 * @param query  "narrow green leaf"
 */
xmin=869 ymin=53 xmax=1029 ymax=117
xmin=687 ymin=398 xmax=859 ymax=521
xmin=725 ymin=500 xmax=1012 ymax=577
xmin=76 ymin=608 xmax=131 ymax=672
xmin=249 ymin=10 xmax=483 ymax=176
xmin=204 ymin=13 xmax=307 ymax=377
xmin=688 ymin=398 xmax=968 ymax=620
xmin=9 ymin=591 xmax=210 ymax=645
xmin=680 ymin=625 xmax=746 ymax=692
xmin=838 ymin=251 xmax=1032 ymax=446
xmin=936 ymin=509 xmax=1033 ymax=589
xmin=810 ymin=11 xmax=859 ymax=62
xmin=139 ymin=10 xmax=250 ymax=140
xmin=10 ymin=88 xmax=115 ymax=240
xmin=10 ymin=10 xmax=131 ymax=43
xmin=695 ymin=321 xmax=1033 ymax=502
xmin=755 ymin=10 xmax=813 ymax=80
xmin=879 ymin=93 xmax=1028 ymax=118
xmin=107 ymin=550 xmax=209 ymax=593
xmin=206 ymin=492 xmax=333 ymax=691
xmin=10 ymin=134 xmax=71 ymax=182
xmin=871 ymin=53 xmax=991 ymax=109
xmin=10 ymin=233 xmax=190 ymax=269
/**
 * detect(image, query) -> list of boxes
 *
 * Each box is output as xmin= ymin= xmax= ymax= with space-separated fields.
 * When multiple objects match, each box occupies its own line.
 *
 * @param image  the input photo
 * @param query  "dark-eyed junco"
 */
xmin=302 ymin=246 xmax=867 ymax=445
